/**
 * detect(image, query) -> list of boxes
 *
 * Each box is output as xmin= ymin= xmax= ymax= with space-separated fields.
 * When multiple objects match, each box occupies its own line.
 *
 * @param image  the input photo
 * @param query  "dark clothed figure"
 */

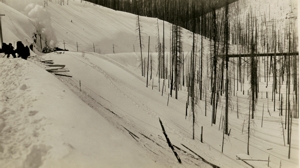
xmin=15 ymin=41 xmax=30 ymax=60
xmin=7 ymin=43 xmax=16 ymax=58
xmin=0 ymin=43 xmax=8 ymax=55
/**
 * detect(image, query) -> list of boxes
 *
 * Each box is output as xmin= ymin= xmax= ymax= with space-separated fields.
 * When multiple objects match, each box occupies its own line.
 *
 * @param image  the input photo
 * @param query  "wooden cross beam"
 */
xmin=218 ymin=52 xmax=299 ymax=58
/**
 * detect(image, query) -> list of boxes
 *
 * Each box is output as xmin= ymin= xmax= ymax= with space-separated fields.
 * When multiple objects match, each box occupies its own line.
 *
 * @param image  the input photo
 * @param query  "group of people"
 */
xmin=0 ymin=41 xmax=31 ymax=60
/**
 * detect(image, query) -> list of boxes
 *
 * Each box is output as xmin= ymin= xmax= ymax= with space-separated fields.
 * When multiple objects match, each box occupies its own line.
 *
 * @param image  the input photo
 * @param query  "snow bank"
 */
xmin=0 ymin=3 xmax=35 ymax=45
xmin=0 ymin=57 xmax=159 ymax=168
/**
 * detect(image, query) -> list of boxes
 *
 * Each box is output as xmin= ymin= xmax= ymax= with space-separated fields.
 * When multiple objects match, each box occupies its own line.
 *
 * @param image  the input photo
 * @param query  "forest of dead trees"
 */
xmin=78 ymin=0 xmax=298 ymax=158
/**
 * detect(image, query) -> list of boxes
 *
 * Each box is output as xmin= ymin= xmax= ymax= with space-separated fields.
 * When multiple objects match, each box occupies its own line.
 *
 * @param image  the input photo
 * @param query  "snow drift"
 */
xmin=0 ymin=0 xmax=298 ymax=168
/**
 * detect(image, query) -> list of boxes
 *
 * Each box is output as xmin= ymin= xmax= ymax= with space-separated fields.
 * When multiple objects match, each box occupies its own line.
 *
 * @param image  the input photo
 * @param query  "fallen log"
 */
xmin=236 ymin=156 xmax=255 ymax=168
xmin=181 ymin=144 xmax=220 ymax=168
xmin=159 ymin=118 xmax=181 ymax=164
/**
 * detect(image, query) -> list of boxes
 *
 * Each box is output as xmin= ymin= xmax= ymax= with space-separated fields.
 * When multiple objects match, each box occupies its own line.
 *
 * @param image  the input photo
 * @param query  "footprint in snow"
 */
xmin=20 ymin=84 xmax=28 ymax=91
xmin=28 ymin=111 xmax=38 ymax=117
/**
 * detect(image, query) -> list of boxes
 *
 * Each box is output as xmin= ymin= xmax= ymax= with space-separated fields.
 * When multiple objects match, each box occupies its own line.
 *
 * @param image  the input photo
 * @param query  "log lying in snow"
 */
xmin=54 ymin=73 xmax=72 ymax=78
xmin=181 ymin=144 xmax=220 ymax=168
xmin=236 ymin=156 xmax=255 ymax=168
xmin=159 ymin=118 xmax=181 ymax=164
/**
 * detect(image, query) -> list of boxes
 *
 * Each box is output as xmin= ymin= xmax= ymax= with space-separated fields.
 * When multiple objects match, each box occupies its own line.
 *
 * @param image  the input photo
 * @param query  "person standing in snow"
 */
xmin=15 ymin=41 xmax=30 ymax=60
xmin=6 ymin=43 xmax=16 ymax=58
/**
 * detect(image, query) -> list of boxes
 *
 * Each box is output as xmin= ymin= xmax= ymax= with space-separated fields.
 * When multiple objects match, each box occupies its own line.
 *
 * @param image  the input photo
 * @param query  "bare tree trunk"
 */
xmin=247 ymin=100 xmax=251 ymax=155
xmin=199 ymin=32 xmax=203 ymax=100
xmin=211 ymin=9 xmax=218 ymax=125
xmin=224 ymin=1 xmax=229 ymax=135
xmin=137 ymin=15 xmax=143 ymax=76
xmin=146 ymin=36 xmax=150 ymax=87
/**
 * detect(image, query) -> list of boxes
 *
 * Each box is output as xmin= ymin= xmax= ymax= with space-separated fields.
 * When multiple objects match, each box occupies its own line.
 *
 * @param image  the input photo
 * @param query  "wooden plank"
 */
xmin=41 ymin=60 xmax=53 ymax=62
xmin=46 ymin=67 xmax=64 ymax=71
xmin=47 ymin=69 xmax=70 ymax=73
xmin=54 ymin=73 xmax=72 ymax=78
xmin=46 ymin=64 xmax=66 ymax=68
xmin=41 ymin=61 xmax=54 ymax=64
xmin=43 ymin=61 xmax=54 ymax=63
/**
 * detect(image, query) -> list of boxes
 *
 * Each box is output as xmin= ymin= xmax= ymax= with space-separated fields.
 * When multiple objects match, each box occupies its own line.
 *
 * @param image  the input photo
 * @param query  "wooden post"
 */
xmin=63 ymin=40 xmax=66 ymax=50
xmin=158 ymin=71 xmax=161 ymax=92
xmin=152 ymin=78 xmax=154 ymax=90
xmin=150 ymin=57 xmax=152 ymax=80
xmin=162 ymin=78 xmax=165 ymax=96
xmin=237 ymin=96 xmax=239 ymax=119
xmin=146 ymin=36 xmax=150 ymax=87
xmin=268 ymin=155 xmax=270 ymax=167
xmin=185 ymin=102 xmax=188 ymax=119
xmin=93 ymin=43 xmax=95 ymax=52
xmin=281 ymin=118 xmax=285 ymax=146
xmin=288 ymin=102 xmax=292 ymax=159
xmin=200 ymin=126 xmax=203 ymax=143
xmin=39 ymin=34 xmax=43 ymax=50
xmin=0 ymin=14 xmax=5 ymax=49
xmin=242 ymin=119 xmax=245 ymax=133
xmin=76 ymin=42 xmax=78 ymax=52
xmin=261 ymin=104 xmax=264 ymax=127
xmin=280 ymin=97 xmax=283 ymax=116
xmin=79 ymin=80 xmax=81 ymax=92
xmin=274 ymin=88 xmax=276 ymax=112
xmin=144 ymin=58 xmax=146 ymax=77
xmin=167 ymin=94 xmax=170 ymax=106
xmin=205 ymin=90 xmax=207 ymax=116
xmin=222 ymin=117 xmax=225 ymax=153
xmin=280 ymin=160 xmax=281 ymax=168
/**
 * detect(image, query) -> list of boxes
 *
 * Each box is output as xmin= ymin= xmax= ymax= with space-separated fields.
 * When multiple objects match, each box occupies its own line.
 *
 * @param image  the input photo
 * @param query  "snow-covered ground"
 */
xmin=0 ymin=0 xmax=298 ymax=168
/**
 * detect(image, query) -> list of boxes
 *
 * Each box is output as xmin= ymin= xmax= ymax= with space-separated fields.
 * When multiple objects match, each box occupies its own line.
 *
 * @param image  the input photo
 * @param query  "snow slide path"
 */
xmin=48 ymin=52 xmax=214 ymax=167
xmin=44 ymin=52 xmax=246 ymax=167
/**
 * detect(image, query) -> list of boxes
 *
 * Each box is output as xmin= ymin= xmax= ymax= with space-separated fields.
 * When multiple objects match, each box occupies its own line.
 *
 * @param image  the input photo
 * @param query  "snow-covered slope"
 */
xmin=0 ymin=57 xmax=164 ymax=168
xmin=46 ymin=1 xmax=195 ymax=54
xmin=1 ymin=2 xmax=35 ymax=46
xmin=0 ymin=0 xmax=298 ymax=168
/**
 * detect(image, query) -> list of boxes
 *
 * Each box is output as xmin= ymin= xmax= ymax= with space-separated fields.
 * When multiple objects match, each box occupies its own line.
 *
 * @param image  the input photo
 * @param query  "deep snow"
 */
xmin=0 ymin=0 xmax=298 ymax=168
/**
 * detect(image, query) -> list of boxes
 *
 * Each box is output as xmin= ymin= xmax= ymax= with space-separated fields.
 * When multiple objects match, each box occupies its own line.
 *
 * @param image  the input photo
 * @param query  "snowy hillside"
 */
xmin=0 ymin=0 xmax=299 ymax=168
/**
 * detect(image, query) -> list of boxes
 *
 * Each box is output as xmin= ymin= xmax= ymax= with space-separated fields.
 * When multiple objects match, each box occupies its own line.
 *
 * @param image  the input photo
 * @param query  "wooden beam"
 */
xmin=46 ymin=67 xmax=64 ymax=71
xmin=54 ymin=73 xmax=72 ymax=78
xmin=46 ymin=64 xmax=66 ymax=68
xmin=218 ymin=52 xmax=299 ymax=58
